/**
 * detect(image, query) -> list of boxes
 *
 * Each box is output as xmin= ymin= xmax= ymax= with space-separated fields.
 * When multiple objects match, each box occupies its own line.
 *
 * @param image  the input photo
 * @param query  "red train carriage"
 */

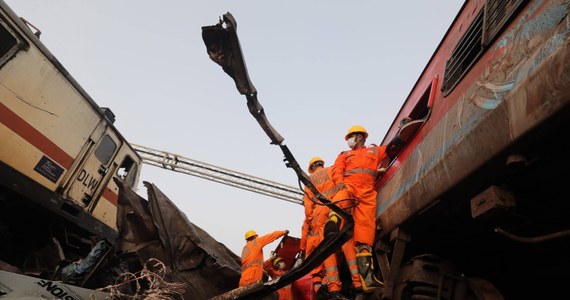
xmin=375 ymin=1 xmax=570 ymax=299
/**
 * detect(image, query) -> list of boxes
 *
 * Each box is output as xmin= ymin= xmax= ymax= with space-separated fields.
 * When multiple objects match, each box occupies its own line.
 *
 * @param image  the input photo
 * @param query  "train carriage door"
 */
xmin=66 ymin=130 xmax=120 ymax=210
xmin=90 ymin=149 xmax=140 ymax=230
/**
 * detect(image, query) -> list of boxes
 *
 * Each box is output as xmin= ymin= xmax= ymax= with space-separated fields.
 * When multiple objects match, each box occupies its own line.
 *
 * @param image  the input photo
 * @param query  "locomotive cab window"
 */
xmin=0 ymin=19 xmax=24 ymax=68
xmin=94 ymin=135 xmax=117 ymax=165
xmin=442 ymin=0 xmax=527 ymax=96
xmin=117 ymin=156 xmax=137 ymax=187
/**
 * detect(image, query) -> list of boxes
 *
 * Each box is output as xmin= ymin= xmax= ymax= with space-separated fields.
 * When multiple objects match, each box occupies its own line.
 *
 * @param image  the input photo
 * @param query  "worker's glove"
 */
xmin=293 ymin=251 xmax=304 ymax=268
xmin=293 ymin=257 xmax=303 ymax=268
xmin=329 ymin=212 xmax=341 ymax=224
xmin=270 ymin=251 xmax=277 ymax=259
xmin=324 ymin=212 xmax=341 ymax=238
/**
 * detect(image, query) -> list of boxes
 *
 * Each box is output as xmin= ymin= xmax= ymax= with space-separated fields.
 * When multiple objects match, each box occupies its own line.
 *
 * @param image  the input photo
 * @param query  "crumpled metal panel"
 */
xmin=202 ymin=12 xmax=257 ymax=95
xmin=114 ymin=179 xmax=241 ymax=299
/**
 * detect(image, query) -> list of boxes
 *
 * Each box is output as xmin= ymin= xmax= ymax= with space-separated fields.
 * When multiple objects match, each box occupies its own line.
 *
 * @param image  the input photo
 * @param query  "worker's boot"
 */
xmin=356 ymin=252 xmax=383 ymax=292
xmin=324 ymin=212 xmax=341 ymax=238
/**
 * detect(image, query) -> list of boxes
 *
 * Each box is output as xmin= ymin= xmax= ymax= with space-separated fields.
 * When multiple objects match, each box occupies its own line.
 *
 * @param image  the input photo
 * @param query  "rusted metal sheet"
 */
xmin=115 ymin=179 xmax=242 ymax=299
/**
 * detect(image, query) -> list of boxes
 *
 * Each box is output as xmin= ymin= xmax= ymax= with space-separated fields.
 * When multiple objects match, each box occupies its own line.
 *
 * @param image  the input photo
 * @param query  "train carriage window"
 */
xmin=442 ymin=10 xmax=484 ymax=96
xmin=386 ymin=78 xmax=437 ymax=159
xmin=409 ymin=82 xmax=432 ymax=121
xmin=483 ymin=0 xmax=527 ymax=46
xmin=94 ymin=135 xmax=117 ymax=165
xmin=442 ymin=0 xmax=527 ymax=96
xmin=0 ymin=19 xmax=26 ymax=68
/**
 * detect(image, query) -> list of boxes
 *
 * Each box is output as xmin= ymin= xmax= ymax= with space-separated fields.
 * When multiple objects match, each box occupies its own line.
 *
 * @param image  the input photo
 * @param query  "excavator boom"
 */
xmin=201 ymin=12 xmax=354 ymax=299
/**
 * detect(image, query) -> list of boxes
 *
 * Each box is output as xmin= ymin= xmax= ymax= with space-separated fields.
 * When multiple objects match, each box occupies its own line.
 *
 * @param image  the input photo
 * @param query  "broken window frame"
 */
xmin=0 ymin=16 xmax=27 ymax=69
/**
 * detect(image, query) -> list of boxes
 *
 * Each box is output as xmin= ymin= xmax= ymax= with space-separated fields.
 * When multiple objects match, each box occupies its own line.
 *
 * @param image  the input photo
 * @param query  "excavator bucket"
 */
xmin=202 ymin=12 xmax=257 ymax=95
xmin=202 ymin=12 xmax=285 ymax=145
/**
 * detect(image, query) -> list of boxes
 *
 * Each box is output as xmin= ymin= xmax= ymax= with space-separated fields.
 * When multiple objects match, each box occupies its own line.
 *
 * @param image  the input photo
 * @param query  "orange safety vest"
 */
xmin=332 ymin=144 xmax=388 ymax=247
xmin=264 ymin=259 xmax=293 ymax=300
xmin=301 ymin=166 xmax=343 ymax=254
xmin=239 ymin=230 xmax=286 ymax=286
xmin=332 ymin=144 xmax=388 ymax=187
xmin=300 ymin=166 xmax=346 ymax=291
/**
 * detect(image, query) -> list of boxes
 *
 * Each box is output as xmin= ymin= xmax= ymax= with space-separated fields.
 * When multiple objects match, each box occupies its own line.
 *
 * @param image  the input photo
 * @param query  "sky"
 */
xmin=4 ymin=1 xmax=464 ymax=256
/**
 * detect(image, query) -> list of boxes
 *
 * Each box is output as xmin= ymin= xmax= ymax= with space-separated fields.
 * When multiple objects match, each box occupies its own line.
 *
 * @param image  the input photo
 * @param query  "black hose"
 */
xmin=495 ymin=227 xmax=570 ymax=243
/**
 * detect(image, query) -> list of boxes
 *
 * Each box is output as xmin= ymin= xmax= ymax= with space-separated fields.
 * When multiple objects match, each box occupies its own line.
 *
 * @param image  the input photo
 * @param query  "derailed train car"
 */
xmin=373 ymin=0 xmax=570 ymax=299
xmin=2 ymin=0 xmax=570 ymax=298
xmin=0 ymin=1 xmax=243 ymax=297
xmin=0 ymin=0 xmax=141 ymax=273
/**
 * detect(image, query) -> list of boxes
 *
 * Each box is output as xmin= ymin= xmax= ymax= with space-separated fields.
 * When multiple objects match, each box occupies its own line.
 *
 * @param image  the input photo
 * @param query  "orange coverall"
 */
xmin=239 ymin=230 xmax=287 ymax=286
xmin=301 ymin=166 xmax=360 ymax=292
xmin=264 ymin=258 xmax=293 ymax=300
xmin=332 ymin=144 xmax=388 ymax=247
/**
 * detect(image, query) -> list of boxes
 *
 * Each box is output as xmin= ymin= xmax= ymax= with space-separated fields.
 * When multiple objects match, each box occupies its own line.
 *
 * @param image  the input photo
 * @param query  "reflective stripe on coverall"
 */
xmin=302 ymin=166 xmax=360 ymax=291
xmin=332 ymin=144 xmax=388 ymax=247
xmin=264 ymin=258 xmax=293 ymax=300
xmin=239 ymin=230 xmax=287 ymax=286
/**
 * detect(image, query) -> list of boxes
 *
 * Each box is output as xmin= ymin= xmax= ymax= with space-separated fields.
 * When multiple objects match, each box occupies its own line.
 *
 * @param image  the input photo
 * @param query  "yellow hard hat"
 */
xmin=244 ymin=230 xmax=257 ymax=240
xmin=273 ymin=257 xmax=284 ymax=267
xmin=345 ymin=125 xmax=369 ymax=141
xmin=308 ymin=156 xmax=324 ymax=173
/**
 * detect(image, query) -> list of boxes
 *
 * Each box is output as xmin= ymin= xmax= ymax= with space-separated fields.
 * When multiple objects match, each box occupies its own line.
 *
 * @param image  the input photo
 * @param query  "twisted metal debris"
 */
xmin=93 ymin=258 xmax=186 ymax=299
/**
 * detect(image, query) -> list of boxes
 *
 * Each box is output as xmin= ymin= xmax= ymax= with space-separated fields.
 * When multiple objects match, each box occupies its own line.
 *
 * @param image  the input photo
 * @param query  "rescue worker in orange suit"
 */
xmin=263 ymin=253 xmax=293 ymax=300
xmin=300 ymin=157 xmax=360 ymax=299
xmin=330 ymin=125 xmax=387 ymax=292
xmin=239 ymin=229 xmax=289 ymax=287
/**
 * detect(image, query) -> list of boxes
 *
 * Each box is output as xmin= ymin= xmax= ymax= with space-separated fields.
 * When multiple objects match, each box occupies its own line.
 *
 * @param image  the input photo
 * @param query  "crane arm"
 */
xmin=131 ymin=143 xmax=304 ymax=205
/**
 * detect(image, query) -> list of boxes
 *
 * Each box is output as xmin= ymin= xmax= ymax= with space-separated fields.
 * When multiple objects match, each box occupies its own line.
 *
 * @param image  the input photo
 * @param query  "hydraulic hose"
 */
xmin=495 ymin=227 xmax=570 ymax=243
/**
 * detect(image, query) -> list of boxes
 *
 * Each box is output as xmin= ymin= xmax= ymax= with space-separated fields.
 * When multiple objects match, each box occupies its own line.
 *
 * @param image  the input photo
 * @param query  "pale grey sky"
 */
xmin=5 ymin=1 xmax=464 ymax=255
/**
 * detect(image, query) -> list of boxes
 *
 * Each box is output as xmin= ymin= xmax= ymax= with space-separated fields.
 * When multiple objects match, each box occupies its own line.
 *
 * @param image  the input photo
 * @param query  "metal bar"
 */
xmin=132 ymin=144 xmax=304 ymax=205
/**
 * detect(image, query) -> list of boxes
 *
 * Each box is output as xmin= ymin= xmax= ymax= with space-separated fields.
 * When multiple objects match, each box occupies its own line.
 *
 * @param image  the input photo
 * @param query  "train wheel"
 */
xmin=395 ymin=278 xmax=503 ymax=300
xmin=400 ymin=283 xmax=448 ymax=300
xmin=463 ymin=277 xmax=504 ymax=300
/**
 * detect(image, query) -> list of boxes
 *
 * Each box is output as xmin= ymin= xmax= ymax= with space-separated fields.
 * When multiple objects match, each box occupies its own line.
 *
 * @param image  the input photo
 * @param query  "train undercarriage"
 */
xmin=374 ymin=106 xmax=570 ymax=300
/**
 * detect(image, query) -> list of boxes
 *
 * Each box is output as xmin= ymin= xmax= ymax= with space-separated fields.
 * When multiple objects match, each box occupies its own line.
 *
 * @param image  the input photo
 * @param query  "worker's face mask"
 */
xmin=347 ymin=136 xmax=357 ymax=149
